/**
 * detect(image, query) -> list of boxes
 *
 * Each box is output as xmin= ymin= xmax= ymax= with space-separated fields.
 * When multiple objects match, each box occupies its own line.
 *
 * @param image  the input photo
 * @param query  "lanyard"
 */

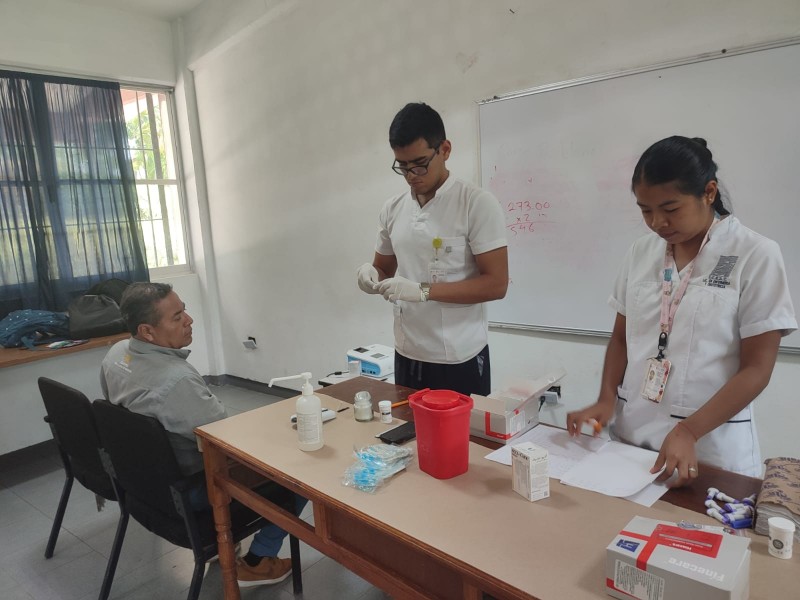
xmin=656 ymin=218 xmax=718 ymax=359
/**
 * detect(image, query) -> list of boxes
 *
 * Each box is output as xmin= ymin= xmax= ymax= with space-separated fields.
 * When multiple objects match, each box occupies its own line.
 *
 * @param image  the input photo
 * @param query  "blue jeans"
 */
xmin=190 ymin=486 xmax=308 ymax=557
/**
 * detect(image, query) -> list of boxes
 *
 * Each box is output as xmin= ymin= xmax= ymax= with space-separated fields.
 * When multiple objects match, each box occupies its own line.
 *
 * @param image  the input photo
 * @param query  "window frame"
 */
xmin=120 ymin=84 xmax=192 ymax=276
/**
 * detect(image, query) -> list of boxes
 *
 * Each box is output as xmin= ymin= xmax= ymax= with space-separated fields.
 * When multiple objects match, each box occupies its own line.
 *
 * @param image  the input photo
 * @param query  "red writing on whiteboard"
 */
xmin=507 ymin=200 xmax=550 ymax=213
xmin=505 ymin=201 xmax=551 ymax=235
xmin=507 ymin=214 xmax=534 ymax=235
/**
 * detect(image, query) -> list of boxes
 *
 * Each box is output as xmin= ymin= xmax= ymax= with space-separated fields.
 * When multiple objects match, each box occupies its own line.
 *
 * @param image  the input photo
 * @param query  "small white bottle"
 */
xmin=269 ymin=372 xmax=323 ymax=451
xmin=378 ymin=400 xmax=393 ymax=423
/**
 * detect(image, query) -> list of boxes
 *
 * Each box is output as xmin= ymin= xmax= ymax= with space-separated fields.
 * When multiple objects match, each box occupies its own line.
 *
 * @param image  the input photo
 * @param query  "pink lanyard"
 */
xmin=656 ymin=218 xmax=718 ymax=359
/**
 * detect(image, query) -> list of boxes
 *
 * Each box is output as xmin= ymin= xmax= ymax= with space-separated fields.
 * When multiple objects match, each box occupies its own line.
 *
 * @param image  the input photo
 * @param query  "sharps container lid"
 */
xmin=417 ymin=389 xmax=462 ymax=410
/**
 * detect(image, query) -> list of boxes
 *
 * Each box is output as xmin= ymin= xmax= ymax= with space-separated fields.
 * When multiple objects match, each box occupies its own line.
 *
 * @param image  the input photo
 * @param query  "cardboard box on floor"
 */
xmin=469 ymin=368 xmax=566 ymax=444
xmin=606 ymin=516 xmax=750 ymax=600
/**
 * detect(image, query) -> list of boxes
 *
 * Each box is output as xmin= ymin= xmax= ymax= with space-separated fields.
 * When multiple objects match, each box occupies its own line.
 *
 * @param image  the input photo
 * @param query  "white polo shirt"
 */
xmin=609 ymin=216 xmax=796 ymax=476
xmin=375 ymin=176 xmax=507 ymax=364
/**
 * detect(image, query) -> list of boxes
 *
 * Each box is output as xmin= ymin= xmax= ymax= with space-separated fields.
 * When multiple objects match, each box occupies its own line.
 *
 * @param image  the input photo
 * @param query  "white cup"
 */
xmin=348 ymin=360 xmax=361 ymax=377
xmin=767 ymin=516 xmax=795 ymax=559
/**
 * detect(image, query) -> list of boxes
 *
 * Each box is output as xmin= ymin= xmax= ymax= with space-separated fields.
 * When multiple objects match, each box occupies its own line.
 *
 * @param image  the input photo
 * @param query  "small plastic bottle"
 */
xmin=378 ymin=400 xmax=392 ymax=423
xmin=269 ymin=372 xmax=323 ymax=451
xmin=354 ymin=391 xmax=373 ymax=422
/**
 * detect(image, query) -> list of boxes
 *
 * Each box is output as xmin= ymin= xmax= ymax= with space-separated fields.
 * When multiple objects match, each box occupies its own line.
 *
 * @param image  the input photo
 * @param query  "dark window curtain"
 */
xmin=0 ymin=70 xmax=149 ymax=318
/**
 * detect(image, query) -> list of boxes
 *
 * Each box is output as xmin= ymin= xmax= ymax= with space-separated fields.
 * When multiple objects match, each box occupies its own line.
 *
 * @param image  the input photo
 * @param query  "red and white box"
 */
xmin=469 ymin=368 xmax=565 ymax=444
xmin=606 ymin=516 xmax=750 ymax=600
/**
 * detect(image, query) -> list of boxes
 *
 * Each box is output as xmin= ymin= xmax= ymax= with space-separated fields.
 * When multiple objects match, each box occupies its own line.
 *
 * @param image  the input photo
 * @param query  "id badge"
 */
xmin=428 ymin=263 xmax=447 ymax=283
xmin=641 ymin=357 xmax=671 ymax=403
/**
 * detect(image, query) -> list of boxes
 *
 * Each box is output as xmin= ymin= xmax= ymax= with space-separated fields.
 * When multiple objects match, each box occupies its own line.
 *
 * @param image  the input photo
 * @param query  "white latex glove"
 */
xmin=357 ymin=263 xmax=381 ymax=294
xmin=376 ymin=276 xmax=424 ymax=303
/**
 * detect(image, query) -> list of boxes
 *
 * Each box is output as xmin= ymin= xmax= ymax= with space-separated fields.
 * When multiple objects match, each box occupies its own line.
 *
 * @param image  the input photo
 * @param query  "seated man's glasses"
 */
xmin=391 ymin=144 xmax=440 ymax=176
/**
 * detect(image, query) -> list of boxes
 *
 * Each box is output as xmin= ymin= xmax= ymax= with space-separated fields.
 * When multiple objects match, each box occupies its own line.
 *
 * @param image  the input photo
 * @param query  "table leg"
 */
xmin=203 ymin=442 xmax=240 ymax=600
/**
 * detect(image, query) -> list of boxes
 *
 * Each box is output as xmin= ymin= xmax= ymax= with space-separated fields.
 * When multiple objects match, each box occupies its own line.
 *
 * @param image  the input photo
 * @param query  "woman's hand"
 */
xmin=566 ymin=401 xmax=615 ymax=437
xmin=650 ymin=422 xmax=699 ymax=487
xmin=568 ymin=313 xmax=627 ymax=439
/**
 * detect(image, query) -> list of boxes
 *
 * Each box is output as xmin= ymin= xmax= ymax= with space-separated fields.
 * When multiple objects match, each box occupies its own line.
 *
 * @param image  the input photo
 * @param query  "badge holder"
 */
xmin=429 ymin=236 xmax=446 ymax=283
xmin=642 ymin=332 xmax=671 ymax=403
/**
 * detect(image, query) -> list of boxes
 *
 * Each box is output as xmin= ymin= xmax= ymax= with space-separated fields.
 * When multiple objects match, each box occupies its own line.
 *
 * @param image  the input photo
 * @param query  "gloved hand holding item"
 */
xmin=377 ymin=276 xmax=424 ymax=303
xmin=357 ymin=263 xmax=381 ymax=294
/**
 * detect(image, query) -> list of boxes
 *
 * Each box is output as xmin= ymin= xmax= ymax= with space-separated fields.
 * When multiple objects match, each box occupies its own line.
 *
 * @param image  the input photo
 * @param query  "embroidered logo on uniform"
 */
xmin=705 ymin=255 xmax=738 ymax=288
xmin=114 ymin=353 xmax=133 ymax=373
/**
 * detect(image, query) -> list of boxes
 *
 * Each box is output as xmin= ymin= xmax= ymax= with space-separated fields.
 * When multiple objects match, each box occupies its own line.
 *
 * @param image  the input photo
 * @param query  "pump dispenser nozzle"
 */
xmin=269 ymin=371 xmax=313 ymax=393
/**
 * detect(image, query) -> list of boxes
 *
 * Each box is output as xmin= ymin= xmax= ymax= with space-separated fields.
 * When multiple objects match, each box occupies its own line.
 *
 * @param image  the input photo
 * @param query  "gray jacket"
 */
xmin=100 ymin=338 xmax=227 ymax=475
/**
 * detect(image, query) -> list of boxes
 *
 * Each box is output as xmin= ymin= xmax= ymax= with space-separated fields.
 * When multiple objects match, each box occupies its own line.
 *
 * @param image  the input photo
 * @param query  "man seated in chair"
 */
xmin=100 ymin=282 xmax=303 ymax=588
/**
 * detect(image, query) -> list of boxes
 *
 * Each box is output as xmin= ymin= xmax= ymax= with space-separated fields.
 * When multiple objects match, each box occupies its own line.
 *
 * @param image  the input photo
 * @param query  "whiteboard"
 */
xmin=479 ymin=41 xmax=800 ymax=352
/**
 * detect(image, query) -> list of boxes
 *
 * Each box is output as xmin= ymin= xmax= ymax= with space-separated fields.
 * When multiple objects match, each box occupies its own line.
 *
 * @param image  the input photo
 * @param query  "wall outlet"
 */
xmin=542 ymin=390 xmax=560 ymax=406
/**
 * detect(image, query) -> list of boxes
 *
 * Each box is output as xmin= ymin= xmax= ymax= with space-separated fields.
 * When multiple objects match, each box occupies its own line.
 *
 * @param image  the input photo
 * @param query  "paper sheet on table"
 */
xmin=484 ymin=425 xmax=605 ymax=478
xmin=483 ymin=425 xmax=670 ymax=506
xmin=624 ymin=480 xmax=670 ymax=507
xmin=559 ymin=442 xmax=661 ymax=497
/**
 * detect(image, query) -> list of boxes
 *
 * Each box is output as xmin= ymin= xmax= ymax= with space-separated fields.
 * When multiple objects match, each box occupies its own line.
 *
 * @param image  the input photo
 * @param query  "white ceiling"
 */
xmin=65 ymin=0 xmax=206 ymax=21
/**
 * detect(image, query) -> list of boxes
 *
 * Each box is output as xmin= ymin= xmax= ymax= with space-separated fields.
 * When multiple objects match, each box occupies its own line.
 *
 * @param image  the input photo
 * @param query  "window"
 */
xmin=1 ymin=72 xmax=150 ymax=316
xmin=120 ymin=88 xmax=188 ymax=271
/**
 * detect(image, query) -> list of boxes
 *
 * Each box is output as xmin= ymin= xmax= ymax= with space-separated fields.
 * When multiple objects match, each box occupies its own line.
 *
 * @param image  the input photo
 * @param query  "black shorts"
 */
xmin=393 ymin=345 xmax=491 ymax=396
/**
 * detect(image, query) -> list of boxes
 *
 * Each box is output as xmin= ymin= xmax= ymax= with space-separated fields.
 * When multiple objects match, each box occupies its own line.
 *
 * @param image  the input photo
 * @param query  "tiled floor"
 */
xmin=0 ymin=385 xmax=392 ymax=600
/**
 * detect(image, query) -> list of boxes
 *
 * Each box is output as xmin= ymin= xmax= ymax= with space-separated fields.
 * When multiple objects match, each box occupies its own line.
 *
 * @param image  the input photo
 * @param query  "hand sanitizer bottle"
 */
xmin=269 ymin=372 xmax=323 ymax=451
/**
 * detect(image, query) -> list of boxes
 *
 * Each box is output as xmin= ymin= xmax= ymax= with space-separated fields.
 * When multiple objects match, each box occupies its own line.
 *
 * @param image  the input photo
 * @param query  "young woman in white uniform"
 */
xmin=567 ymin=136 xmax=796 ymax=486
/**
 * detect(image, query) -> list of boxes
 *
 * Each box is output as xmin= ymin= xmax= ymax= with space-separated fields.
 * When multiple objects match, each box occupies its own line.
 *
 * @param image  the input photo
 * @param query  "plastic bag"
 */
xmin=342 ymin=444 xmax=414 ymax=493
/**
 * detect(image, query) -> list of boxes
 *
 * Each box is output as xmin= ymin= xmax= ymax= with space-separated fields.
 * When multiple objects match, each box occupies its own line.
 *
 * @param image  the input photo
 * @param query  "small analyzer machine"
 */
xmin=346 ymin=344 xmax=394 ymax=377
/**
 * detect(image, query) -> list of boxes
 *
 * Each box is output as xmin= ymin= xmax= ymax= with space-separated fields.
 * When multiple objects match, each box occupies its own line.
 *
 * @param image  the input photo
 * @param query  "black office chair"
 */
xmin=37 ymin=377 xmax=128 ymax=600
xmin=91 ymin=399 xmax=303 ymax=600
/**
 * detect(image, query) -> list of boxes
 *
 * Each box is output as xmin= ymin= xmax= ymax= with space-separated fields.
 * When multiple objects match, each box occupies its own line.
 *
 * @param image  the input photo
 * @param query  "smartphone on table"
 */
xmin=377 ymin=421 xmax=416 ymax=445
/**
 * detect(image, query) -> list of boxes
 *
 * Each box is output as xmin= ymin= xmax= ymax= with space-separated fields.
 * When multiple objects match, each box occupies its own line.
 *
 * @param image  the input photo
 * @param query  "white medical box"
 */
xmin=511 ymin=442 xmax=550 ymax=502
xmin=606 ymin=516 xmax=750 ymax=600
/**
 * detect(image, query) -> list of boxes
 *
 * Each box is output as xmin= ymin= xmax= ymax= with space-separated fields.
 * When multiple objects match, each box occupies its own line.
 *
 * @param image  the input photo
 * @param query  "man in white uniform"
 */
xmin=357 ymin=103 xmax=508 ymax=395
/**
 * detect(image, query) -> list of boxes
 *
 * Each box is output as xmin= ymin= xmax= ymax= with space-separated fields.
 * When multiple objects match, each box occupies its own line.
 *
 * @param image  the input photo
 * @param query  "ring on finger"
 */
xmin=688 ymin=466 xmax=698 ymax=474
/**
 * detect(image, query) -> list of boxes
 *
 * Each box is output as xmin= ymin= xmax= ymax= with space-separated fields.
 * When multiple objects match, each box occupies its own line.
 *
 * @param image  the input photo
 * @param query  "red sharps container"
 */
xmin=409 ymin=389 xmax=473 ymax=479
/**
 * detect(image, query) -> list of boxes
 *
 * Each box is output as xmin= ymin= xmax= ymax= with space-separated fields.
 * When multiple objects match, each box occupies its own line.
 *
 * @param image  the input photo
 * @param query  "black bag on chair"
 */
xmin=68 ymin=295 xmax=126 ymax=339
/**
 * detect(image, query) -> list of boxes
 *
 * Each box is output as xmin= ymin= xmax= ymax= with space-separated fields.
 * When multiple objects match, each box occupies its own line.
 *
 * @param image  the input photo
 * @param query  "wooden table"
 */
xmin=195 ymin=377 xmax=793 ymax=600
xmin=323 ymin=378 xmax=763 ymax=512
xmin=0 ymin=332 xmax=129 ymax=369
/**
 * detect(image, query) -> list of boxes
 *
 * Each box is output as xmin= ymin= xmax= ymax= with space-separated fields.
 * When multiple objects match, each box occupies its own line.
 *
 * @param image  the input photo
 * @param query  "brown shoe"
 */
xmin=236 ymin=556 xmax=292 ymax=587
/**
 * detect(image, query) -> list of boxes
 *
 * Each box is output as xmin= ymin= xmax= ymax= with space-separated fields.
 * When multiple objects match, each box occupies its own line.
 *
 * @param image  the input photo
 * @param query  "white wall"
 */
xmin=0 ymin=0 xmax=175 ymax=84
xmin=178 ymin=0 xmax=800 ymax=462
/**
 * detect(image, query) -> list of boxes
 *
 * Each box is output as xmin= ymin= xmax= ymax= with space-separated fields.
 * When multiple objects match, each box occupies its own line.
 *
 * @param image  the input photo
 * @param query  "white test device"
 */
xmin=346 ymin=344 xmax=394 ymax=377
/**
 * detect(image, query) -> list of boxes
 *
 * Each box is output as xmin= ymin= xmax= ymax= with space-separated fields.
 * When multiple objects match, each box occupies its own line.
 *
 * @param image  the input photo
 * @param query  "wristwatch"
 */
xmin=420 ymin=282 xmax=431 ymax=302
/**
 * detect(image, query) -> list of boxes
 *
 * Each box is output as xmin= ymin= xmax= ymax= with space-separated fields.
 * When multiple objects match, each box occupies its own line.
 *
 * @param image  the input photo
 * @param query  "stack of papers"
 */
xmin=754 ymin=457 xmax=800 ymax=542
xmin=484 ymin=426 xmax=669 ymax=507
